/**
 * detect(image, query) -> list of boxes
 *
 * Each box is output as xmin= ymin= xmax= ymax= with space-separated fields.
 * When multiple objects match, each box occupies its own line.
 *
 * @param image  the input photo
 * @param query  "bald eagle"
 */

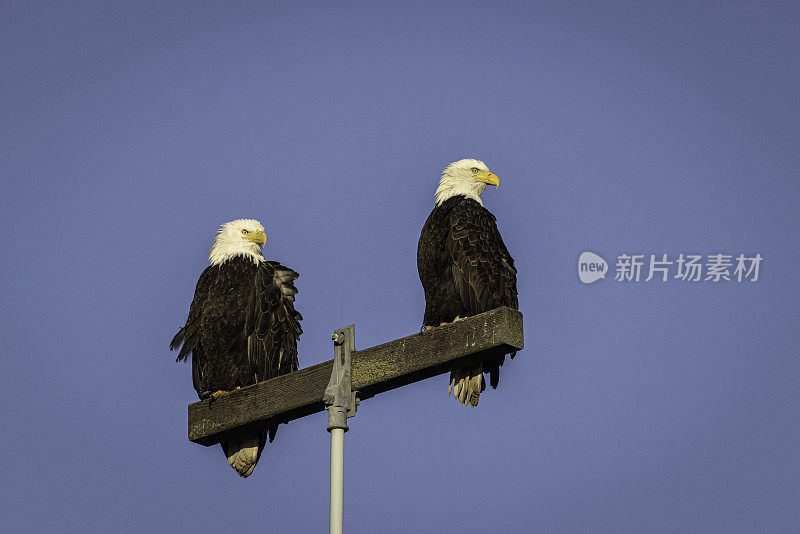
xmin=170 ymin=219 xmax=302 ymax=477
xmin=417 ymin=159 xmax=518 ymax=407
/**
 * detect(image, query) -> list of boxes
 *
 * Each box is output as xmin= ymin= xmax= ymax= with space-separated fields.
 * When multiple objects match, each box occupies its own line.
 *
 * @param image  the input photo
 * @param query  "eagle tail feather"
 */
xmin=222 ymin=432 xmax=265 ymax=478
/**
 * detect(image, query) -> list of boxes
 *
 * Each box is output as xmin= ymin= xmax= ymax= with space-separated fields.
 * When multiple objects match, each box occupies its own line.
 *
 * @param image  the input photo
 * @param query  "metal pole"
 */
xmin=324 ymin=326 xmax=357 ymax=534
xmin=329 ymin=426 xmax=345 ymax=534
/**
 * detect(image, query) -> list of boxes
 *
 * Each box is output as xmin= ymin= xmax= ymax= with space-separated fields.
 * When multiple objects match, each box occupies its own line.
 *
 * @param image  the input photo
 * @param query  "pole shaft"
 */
xmin=330 ymin=427 xmax=345 ymax=534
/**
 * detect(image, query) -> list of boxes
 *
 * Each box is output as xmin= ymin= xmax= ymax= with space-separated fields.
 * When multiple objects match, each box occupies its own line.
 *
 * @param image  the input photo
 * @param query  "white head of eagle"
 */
xmin=209 ymin=218 xmax=268 ymax=266
xmin=434 ymin=158 xmax=499 ymax=207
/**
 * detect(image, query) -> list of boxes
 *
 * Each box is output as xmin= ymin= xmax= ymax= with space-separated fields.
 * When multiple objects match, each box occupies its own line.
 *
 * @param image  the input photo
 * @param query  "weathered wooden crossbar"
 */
xmin=188 ymin=306 xmax=524 ymax=446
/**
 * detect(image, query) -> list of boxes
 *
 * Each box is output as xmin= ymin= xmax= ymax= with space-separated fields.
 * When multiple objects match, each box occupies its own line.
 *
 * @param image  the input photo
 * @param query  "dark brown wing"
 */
xmin=447 ymin=200 xmax=518 ymax=316
xmin=170 ymin=266 xmax=215 ymax=361
xmin=170 ymin=265 xmax=219 ymax=393
xmin=245 ymin=261 xmax=303 ymax=383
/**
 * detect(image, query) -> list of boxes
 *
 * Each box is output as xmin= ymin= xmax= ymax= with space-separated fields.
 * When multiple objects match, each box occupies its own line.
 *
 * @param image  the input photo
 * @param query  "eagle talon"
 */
xmin=207 ymin=389 xmax=229 ymax=407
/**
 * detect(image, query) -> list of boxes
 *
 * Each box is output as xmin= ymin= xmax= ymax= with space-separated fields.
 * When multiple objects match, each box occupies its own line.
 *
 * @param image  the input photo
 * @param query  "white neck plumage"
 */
xmin=434 ymin=179 xmax=486 ymax=207
xmin=209 ymin=242 xmax=265 ymax=266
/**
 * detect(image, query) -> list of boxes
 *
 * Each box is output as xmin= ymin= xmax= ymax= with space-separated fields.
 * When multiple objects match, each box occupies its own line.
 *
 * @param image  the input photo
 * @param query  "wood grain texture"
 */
xmin=188 ymin=306 xmax=523 ymax=446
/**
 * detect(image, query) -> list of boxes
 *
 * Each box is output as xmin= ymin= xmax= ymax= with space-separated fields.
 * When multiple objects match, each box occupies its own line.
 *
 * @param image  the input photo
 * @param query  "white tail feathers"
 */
xmin=225 ymin=435 xmax=261 ymax=478
xmin=448 ymin=365 xmax=484 ymax=407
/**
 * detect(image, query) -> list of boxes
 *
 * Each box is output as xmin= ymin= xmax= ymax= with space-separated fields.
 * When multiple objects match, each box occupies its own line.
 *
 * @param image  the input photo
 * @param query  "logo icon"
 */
xmin=578 ymin=251 xmax=608 ymax=284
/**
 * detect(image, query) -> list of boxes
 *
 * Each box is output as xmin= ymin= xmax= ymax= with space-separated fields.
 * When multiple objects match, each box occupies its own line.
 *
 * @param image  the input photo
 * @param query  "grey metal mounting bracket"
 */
xmin=323 ymin=324 xmax=359 ymax=432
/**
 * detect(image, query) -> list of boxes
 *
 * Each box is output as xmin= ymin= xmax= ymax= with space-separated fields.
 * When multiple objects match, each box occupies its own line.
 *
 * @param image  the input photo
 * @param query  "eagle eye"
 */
xmin=470 ymin=167 xmax=479 ymax=173
xmin=241 ymin=229 xmax=249 ymax=234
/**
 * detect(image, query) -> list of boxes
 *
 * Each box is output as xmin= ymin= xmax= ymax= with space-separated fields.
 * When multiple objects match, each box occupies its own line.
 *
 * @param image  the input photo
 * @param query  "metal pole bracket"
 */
xmin=324 ymin=325 xmax=358 ymax=432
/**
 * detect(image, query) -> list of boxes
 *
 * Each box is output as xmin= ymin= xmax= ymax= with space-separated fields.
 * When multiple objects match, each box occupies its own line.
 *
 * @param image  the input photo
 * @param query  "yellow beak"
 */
xmin=246 ymin=230 xmax=267 ymax=246
xmin=475 ymin=170 xmax=499 ymax=187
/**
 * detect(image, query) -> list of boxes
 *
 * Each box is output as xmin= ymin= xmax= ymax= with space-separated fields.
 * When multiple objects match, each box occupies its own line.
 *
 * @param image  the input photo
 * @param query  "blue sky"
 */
xmin=2 ymin=1 xmax=799 ymax=532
